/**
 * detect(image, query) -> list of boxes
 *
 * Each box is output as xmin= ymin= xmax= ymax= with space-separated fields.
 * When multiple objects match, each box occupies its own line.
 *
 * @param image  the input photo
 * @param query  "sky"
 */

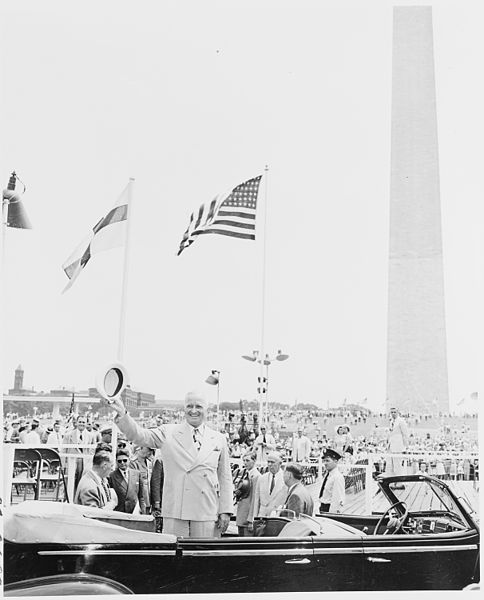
xmin=1 ymin=0 xmax=483 ymax=413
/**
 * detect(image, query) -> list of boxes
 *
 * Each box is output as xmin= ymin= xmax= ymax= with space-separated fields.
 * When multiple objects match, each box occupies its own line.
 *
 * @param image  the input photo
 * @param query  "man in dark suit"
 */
xmin=108 ymin=449 xmax=146 ymax=514
xmin=150 ymin=455 xmax=164 ymax=531
xmin=282 ymin=463 xmax=314 ymax=517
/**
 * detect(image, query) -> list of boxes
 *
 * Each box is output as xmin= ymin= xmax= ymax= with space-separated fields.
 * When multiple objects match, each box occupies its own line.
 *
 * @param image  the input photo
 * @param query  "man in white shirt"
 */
xmin=386 ymin=407 xmax=409 ymax=487
xmin=62 ymin=415 xmax=91 ymax=489
xmin=23 ymin=419 xmax=41 ymax=445
xmin=253 ymin=425 xmax=276 ymax=466
xmin=249 ymin=452 xmax=286 ymax=522
xmin=292 ymin=427 xmax=311 ymax=463
xmin=47 ymin=422 xmax=64 ymax=447
xmin=318 ymin=448 xmax=345 ymax=514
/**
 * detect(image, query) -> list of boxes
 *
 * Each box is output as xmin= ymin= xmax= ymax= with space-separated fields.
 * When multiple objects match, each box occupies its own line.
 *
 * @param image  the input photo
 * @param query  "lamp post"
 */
xmin=242 ymin=349 xmax=289 ymax=425
xmin=205 ymin=369 xmax=220 ymax=426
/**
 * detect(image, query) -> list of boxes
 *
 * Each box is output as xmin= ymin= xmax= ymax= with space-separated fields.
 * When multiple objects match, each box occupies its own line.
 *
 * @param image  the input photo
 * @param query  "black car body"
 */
xmin=4 ymin=474 xmax=480 ymax=593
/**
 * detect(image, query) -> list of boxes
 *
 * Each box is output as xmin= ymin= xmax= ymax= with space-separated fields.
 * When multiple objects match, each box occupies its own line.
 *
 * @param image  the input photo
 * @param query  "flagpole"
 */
xmin=117 ymin=178 xmax=135 ymax=363
xmin=114 ymin=178 xmax=134 ymax=464
xmin=0 ymin=197 xmax=7 ymax=433
xmin=259 ymin=165 xmax=269 ymax=425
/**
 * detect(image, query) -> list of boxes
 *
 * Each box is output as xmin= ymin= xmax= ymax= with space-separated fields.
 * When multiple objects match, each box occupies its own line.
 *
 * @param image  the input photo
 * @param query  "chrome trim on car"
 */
xmin=313 ymin=547 xmax=363 ymax=555
xmin=38 ymin=550 xmax=176 ymax=556
xmin=362 ymin=544 xmax=478 ymax=554
xmin=181 ymin=548 xmax=313 ymax=557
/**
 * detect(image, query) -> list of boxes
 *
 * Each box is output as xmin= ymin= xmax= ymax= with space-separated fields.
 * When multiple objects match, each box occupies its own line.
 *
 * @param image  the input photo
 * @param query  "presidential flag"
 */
xmin=177 ymin=175 xmax=262 ymax=255
xmin=62 ymin=185 xmax=128 ymax=291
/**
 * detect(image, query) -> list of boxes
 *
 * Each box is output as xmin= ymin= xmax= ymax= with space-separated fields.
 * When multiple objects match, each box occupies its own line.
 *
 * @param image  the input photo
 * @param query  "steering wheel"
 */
xmin=373 ymin=501 xmax=408 ymax=535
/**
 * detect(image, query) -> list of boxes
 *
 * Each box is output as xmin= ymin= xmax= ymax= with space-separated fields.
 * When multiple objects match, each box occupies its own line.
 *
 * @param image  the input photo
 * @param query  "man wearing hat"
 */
xmin=22 ymin=419 xmax=41 ymax=444
xmin=5 ymin=420 xmax=20 ymax=443
xmin=318 ymin=448 xmax=345 ymax=514
xmin=130 ymin=446 xmax=154 ymax=514
xmin=100 ymin=425 xmax=113 ymax=445
xmin=282 ymin=463 xmax=314 ymax=517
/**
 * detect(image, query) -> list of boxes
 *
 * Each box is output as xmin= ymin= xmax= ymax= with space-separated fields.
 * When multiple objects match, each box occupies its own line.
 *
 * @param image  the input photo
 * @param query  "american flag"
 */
xmin=177 ymin=175 xmax=262 ymax=255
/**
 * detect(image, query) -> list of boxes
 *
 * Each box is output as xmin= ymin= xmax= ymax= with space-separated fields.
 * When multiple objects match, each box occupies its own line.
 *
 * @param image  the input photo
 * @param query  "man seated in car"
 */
xmin=281 ymin=463 xmax=314 ymax=517
xmin=74 ymin=450 xmax=117 ymax=510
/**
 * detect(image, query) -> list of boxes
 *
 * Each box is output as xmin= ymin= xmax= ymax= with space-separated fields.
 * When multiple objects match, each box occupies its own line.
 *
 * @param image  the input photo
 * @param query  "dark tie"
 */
xmin=193 ymin=428 xmax=201 ymax=451
xmin=284 ymin=486 xmax=294 ymax=507
xmin=102 ymin=479 xmax=111 ymax=501
xmin=269 ymin=473 xmax=275 ymax=494
xmin=319 ymin=472 xmax=329 ymax=498
xmin=79 ymin=432 xmax=84 ymax=453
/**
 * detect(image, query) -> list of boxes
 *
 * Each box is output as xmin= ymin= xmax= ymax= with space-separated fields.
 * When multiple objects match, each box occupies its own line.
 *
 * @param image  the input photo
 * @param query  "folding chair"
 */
xmin=11 ymin=448 xmax=42 ymax=502
xmin=36 ymin=447 xmax=69 ymax=502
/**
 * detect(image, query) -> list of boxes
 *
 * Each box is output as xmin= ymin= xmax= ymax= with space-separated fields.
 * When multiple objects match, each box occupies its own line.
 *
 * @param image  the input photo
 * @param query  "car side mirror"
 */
xmin=96 ymin=363 xmax=129 ymax=403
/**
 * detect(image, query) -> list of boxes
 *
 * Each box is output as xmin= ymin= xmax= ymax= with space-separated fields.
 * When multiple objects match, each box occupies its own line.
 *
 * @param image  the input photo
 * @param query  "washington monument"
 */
xmin=386 ymin=6 xmax=449 ymax=413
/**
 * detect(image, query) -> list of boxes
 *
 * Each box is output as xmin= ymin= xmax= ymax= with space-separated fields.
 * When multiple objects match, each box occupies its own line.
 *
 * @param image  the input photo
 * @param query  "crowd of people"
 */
xmin=4 ymin=401 xmax=479 ymax=539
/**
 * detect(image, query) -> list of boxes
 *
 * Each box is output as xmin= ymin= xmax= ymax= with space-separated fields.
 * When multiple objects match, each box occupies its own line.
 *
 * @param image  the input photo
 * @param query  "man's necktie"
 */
xmin=269 ymin=473 xmax=275 ymax=494
xmin=193 ymin=428 xmax=201 ymax=452
xmin=319 ymin=472 xmax=329 ymax=498
xmin=263 ymin=434 xmax=266 ymax=444
xmin=79 ymin=432 xmax=84 ymax=453
xmin=100 ymin=479 xmax=111 ymax=505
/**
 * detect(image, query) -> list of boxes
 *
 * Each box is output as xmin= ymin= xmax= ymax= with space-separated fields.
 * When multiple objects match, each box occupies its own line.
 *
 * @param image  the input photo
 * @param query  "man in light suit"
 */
xmin=282 ymin=463 xmax=314 ymax=517
xmin=292 ymin=428 xmax=311 ymax=463
xmin=62 ymin=415 xmax=92 ymax=490
xmin=129 ymin=446 xmax=154 ymax=514
xmin=74 ymin=450 xmax=117 ymax=510
xmin=108 ymin=449 xmax=146 ymax=514
xmin=249 ymin=452 xmax=286 ymax=523
xmin=112 ymin=390 xmax=233 ymax=538
xmin=253 ymin=425 xmax=276 ymax=466
xmin=386 ymin=407 xmax=409 ymax=486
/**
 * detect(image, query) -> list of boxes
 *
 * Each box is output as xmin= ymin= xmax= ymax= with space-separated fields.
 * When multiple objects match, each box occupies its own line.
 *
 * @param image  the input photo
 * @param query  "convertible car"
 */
xmin=3 ymin=474 xmax=480 ymax=594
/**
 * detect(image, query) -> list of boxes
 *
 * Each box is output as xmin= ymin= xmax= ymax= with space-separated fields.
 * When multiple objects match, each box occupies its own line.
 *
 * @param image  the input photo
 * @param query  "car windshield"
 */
xmin=387 ymin=479 xmax=467 ymax=524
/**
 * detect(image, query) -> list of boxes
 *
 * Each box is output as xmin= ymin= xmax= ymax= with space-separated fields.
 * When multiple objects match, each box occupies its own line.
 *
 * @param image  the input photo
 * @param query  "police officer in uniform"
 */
xmin=318 ymin=448 xmax=345 ymax=514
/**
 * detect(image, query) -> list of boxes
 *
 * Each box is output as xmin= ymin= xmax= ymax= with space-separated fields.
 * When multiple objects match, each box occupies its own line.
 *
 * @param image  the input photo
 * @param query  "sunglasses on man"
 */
xmin=117 ymin=458 xmax=128 ymax=463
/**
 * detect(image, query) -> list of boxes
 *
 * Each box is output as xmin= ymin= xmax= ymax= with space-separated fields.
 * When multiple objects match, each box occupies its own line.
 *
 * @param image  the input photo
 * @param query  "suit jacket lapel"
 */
xmin=174 ymin=423 xmax=198 ymax=461
xmin=116 ymin=469 xmax=128 ymax=493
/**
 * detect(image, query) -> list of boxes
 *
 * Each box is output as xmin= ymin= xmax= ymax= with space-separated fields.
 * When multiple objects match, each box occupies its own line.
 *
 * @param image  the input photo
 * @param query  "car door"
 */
xmin=311 ymin=535 xmax=365 ymax=591
xmin=177 ymin=535 xmax=317 ymax=593
xmin=362 ymin=530 xmax=480 ymax=590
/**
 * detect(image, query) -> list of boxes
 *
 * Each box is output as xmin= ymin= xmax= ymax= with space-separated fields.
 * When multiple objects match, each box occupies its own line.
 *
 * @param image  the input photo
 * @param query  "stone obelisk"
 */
xmin=386 ymin=6 xmax=449 ymax=413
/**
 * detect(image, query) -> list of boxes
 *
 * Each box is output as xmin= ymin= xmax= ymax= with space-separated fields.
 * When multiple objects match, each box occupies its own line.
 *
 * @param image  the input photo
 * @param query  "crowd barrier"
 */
xmin=4 ymin=443 xmax=479 ymax=516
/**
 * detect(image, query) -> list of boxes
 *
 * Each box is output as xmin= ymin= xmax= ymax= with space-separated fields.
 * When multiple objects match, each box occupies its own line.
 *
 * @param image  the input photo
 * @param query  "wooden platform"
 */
xmin=308 ymin=479 xmax=479 ymax=517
